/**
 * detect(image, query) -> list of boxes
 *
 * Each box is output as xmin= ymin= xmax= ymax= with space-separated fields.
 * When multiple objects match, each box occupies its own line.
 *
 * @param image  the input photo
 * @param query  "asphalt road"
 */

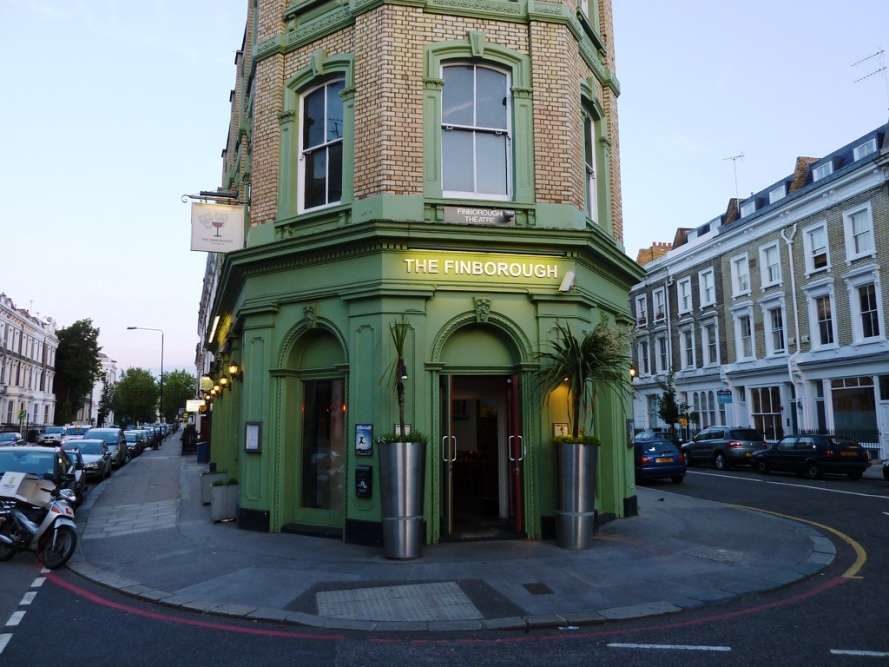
xmin=0 ymin=464 xmax=886 ymax=666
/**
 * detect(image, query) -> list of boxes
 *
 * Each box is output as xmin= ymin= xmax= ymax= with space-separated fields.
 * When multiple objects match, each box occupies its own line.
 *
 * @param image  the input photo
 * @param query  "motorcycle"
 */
xmin=0 ymin=473 xmax=78 ymax=570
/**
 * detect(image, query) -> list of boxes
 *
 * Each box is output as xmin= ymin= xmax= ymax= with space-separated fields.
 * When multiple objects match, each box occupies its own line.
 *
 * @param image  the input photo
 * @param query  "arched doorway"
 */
xmin=281 ymin=327 xmax=348 ymax=535
xmin=437 ymin=323 xmax=526 ymax=541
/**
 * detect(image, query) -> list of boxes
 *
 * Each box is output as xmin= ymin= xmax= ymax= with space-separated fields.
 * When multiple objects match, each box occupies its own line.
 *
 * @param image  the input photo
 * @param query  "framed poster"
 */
xmin=553 ymin=422 xmax=569 ymax=438
xmin=355 ymin=423 xmax=373 ymax=456
xmin=245 ymin=422 xmax=262 ymax=453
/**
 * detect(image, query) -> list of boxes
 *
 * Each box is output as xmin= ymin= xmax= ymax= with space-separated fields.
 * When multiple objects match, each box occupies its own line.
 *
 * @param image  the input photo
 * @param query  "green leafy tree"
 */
xmin=112 ymin=368 xmax=159 ymax=426
xmin=97 ymin=375 xmax=114 ymax=426
xmin=53 ymin=319 xmax=102 ymax=425
xmin=657 ymin=374 xmax=679 ymax=434
xmin=160 ymin=370 xmax=196 ymax=422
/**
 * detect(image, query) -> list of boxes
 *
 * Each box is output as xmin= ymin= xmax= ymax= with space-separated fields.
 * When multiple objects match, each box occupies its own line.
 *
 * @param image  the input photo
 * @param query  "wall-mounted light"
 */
xmin=213 ymin=384 xmax=221 ymax=393
xmin=220 ymin=377 xmax=229 ymax=387
xmin=228 ymin=361 xmax=240 ymax=377
xmin=629 ymin=366 xmax=637 ymax=378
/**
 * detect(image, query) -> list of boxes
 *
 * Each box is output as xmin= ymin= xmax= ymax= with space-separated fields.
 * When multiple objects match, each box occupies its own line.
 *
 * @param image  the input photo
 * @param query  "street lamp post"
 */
xmin=127 ymin=326 xmax=165 ymax=422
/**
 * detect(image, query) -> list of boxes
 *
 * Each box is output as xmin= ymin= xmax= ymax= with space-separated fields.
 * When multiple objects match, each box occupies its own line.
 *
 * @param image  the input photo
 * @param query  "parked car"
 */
xmin=62 ymin=440 xmax=112 ymax=481
xmin=61 ymin=425 xmax=91 ymax=442
xmin=681 ymin=427 xmax=767 ymax=470
xmin=38 ymin=426 xmax=66 ymax=446
xmin=123 ymin=430 xmax=147 ymax=457
xmin=752 ymin=435 xmax=871 ymax=479
xmin=883 ymin=459 xmax=889 ymax=482
xmin=634 ymin=435 xmax=686 ymax=484
xmin=61 ymin=447 xmax=87 ymax=505
xmin=83 ymin=428 xmax=128 ymax=468
xmin=0 ymin=446 xmax=79 ymax=498
xmin=0 ymin=432 xmax=24 ymax=447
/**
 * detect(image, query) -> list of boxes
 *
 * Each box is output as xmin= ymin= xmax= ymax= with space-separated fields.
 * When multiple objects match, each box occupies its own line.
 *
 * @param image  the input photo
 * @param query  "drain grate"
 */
xmin=523 ymin=582 xmax=554 ymax=595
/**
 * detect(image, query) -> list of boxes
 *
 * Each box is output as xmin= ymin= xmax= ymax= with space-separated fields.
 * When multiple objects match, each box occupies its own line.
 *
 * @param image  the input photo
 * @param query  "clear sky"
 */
xmin=0 ymin=1 xmax=887 ymax=374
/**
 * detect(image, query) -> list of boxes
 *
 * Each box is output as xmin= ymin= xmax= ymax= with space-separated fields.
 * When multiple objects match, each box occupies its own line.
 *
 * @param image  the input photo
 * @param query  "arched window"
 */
xmin=299 ymin=78 xmax=344 ymax=212
xmin=441 ymin=63 xmax=511 ymax=200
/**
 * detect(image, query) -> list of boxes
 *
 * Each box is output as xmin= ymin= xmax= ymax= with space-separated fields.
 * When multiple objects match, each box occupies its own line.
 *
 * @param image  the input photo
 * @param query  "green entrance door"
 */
xmin=294 ymin=377 xmax=346 ymax=529
xmin=439 ymin=374 xmax=524 ymax=540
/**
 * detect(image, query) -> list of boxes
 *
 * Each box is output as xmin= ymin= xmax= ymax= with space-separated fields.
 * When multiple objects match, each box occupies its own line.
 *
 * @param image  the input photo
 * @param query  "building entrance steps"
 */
xmin=68 ymin=434 xmax=837 ymax=632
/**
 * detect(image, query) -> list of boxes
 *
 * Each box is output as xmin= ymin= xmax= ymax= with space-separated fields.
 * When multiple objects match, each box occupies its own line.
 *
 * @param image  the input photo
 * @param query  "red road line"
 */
xmin=48 ymin=574 xmax=345 ymax=641
xmin=48 ymin=570 xmax=847 ymax=646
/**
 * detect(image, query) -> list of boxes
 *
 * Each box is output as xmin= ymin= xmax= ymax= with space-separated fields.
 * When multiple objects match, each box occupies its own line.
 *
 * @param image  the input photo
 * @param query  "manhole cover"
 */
xmin=523 ymin=582 xmax=554 ymax=595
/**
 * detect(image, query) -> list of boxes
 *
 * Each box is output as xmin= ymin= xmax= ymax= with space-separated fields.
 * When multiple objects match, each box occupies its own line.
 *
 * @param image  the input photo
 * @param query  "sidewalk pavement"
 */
xmin=68 ymin=435 xmax=836 ymax=633
xmin=864 ymin=459 xmax=887 ymax=480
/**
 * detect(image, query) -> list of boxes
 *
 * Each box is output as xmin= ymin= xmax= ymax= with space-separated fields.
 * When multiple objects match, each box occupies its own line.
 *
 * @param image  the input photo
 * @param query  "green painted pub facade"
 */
xmin=199 ymin=0 xmax=644 ymax=546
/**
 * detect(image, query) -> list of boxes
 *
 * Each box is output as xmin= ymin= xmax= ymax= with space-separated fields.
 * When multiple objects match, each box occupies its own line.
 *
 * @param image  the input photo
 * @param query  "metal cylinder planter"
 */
xmin=380 ymin=441 xmax=426 ymax=559
xmin=556 ymin=442 xmax=598 ymax=550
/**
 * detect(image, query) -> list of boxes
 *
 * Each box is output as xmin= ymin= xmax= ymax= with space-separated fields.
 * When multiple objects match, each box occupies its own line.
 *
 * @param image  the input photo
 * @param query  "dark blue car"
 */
xmin=634 ymin=436 xmax=686 ymax=484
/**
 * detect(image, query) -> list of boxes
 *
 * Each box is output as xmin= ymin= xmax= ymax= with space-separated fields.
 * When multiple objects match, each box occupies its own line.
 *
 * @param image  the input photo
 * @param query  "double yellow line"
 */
xmin=729 ymin=504 xmax=867 ymax=579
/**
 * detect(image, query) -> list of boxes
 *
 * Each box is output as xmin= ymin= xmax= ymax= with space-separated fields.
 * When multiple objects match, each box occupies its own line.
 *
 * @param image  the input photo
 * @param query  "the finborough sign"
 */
xmin=190 ymin=203 xmax=245 ymax=253
xmin=397 ymin=250 xmax=567 ymax=285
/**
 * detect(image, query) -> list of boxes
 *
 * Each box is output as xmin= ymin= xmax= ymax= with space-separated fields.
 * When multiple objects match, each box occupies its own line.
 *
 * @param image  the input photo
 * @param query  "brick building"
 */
xmin=196 ymin=0 xmax=642 ymax=545
xmin=631 ymin=124 xmax=889 ymax=460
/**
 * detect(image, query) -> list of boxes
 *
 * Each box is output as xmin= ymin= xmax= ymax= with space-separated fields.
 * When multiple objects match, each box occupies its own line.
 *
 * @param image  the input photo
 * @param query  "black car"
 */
xmin=752 ymin=435 xmax=870 ymax=480
xmin=84 ymin=428 xmax=128 ymax=468
xmin=634 ymin=435 xmax=686 ymax=484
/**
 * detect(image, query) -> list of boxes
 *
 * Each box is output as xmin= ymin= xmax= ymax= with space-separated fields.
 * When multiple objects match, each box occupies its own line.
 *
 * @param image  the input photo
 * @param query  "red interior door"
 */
xmin=507 ymin=374 xmax=524 ymax=534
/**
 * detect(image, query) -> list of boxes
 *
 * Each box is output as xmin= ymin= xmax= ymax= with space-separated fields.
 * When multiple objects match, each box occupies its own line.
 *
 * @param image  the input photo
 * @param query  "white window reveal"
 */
xmin=699 ymin=269 xmax=715 ymax=307
xmin=768 ymin=306 xmax=785 ymax=354
xmin=853 ymin=138 xmax=878 ymax=161
xmin=703 ymin=321 xmax=718 ymax=365
xmin=678 ymin=277 xmax=692 ymax=314
xmin=812 ymin=161 xmax=833 ymax=182
xmin=638 ymin=340 xmax=650 ymax=376
xmin=768 ymin=184 xmax=786 ymax=204
xmin=441 ymin=64 xmax=511 ymax=200
xmin=814 ymin=293 xmax=835 ymax=346
xmin=843 ymin=203 xmax=874 ymax=261
xmin=739 ymin=200 xmax=756 ymax=217
xmin=858 ymin=284 xmax=880 ymax=339
xmin=656 ymin=334 xmax=668 ymax=373
xmin=736 ymin=312 xmax=754 ymax=360
xmin=299 ymin=79 xmax=345 ymax=212
xmin=804 ymin=222 xmax=830 ymax=273
xmin=635 ymin=295 xmax=647 ymax=326
xmin=584 ymin=114 xmax=598 ymax=222
xmin=731 ymin=254 xmax=750 ymax=296
xmin=681 ymin=329 xmax=695 ymax=369
xmin=760 ymin=242 xmax=782 ymax=287
xmin=653 ymin=288 xmax=666 ymax=321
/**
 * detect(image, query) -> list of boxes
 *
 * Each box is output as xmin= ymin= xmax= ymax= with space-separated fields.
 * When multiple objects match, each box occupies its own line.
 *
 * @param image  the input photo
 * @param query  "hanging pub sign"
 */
xmin=190 ymin=203 xmax=245 ymax=253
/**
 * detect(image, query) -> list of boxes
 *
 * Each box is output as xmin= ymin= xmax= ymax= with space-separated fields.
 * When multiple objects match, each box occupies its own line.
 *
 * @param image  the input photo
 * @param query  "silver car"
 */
xmin=682 ymin=427 xmax=768 ymax=470
xmin=62 ymin=439 xmax=112 ymax=481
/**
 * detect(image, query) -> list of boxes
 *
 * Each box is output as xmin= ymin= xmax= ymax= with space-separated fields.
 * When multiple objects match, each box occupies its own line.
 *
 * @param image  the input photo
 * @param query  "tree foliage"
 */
xmin=53 ymin=319 xmax=102 ymax=425
xmin=537 ymin=321 xmax=630 ymax=440
xmin=160 ymin=370 xmax=196 ymax=422
xmin=112 ymin=368 xmax=159 ymax=426
xmin=657 ymin=371 xmax=689 ymax=434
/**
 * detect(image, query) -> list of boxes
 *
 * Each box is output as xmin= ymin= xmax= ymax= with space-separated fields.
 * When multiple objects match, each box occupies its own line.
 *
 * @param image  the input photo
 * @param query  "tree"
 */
xmin=160 ymin=370 xmax=196 ymax=422
xmin=97 ymin=375 xmax=114 ymax=426
xmin=53 ymin=319 xmax=102 ymax=425
xmin=657 ymin=371 xmax=680 ymax=434
xmin=112 ymin=368 xmax=159 ymax=426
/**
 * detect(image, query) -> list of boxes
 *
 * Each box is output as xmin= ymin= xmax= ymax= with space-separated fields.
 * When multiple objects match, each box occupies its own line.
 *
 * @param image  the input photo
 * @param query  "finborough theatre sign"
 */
xmin=397 ymin=251 xmax=567 ymax=285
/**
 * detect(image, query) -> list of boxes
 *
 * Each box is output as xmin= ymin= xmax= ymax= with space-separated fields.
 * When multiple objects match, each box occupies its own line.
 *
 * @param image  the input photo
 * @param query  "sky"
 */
xmin=1 ymin=1 xmax=887 ymax=374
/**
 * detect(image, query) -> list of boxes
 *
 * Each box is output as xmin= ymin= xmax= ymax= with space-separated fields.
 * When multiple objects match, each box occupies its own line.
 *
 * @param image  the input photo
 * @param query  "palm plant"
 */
xmin=537 ymin=321 xmax=630 ymax=440
xmin=389 ymin=315 xmax=410 ymax=440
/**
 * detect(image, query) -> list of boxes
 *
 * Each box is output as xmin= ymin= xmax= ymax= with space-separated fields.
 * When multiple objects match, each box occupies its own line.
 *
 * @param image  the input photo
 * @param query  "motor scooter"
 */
xmin=0 ymin=472 xmax=78 ymax=569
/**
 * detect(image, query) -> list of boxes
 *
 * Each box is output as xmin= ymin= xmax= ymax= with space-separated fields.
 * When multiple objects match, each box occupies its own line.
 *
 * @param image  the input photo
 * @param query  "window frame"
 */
xmin=762 ymin=303 xmax=786 ymax=356
xmin=440 ymin=61 xmax=513 ymax=202
xmin=297 ymin=77 xmax=346 ymax=214
xmin=655 ymin=334 xmax=668 ymax=373
xmin=802 ymin=220 xmax=831 ymax=276
xmin=677 ymin=277 xmax=692 ymax=315
xmin=679 ymin=327 xmax=696 ymax=370
xmin=701 ymin=318 xmax=719 ymax=366
xmin=698 ymin=268 xmax=716 ymax=309
xmin=842 ymin=201 xmax=875 ymax=263
xmin=653 ymin=287 xmax=666 ymax=322
xmin=739 ymin=199 xmax=756 ymax=217
xmin=812 ymin=161 xmax=834 ymax=182
xmin=805 ymin=285 xmax=838 ymax=350
xmin=730 ymin=253 xmax=751 ymax=297
xmin=583 ymin=111 xmax=599 ymax=222
xmin=637 ymin=339 xmax=650 ymax=376
xmin=844 ymin=267 xmax=885 ymax=344
xmin=759 ymin=240 xmax=783 ymax=288
xmin=635 ymin=294 xmax=648 ymax=327
xmin=733 ymin=306 xmax=755 ymax=361
xmin=768 ymin=184 xmax=786 ymax=204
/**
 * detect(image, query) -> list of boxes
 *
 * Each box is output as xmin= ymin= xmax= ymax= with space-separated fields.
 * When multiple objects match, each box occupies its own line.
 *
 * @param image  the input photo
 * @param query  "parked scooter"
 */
xmin=0 ymin=473 xmax=78 ymax=570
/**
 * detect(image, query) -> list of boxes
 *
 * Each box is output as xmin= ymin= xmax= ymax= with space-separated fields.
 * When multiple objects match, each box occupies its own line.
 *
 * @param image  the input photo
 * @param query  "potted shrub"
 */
xmin=537 ymin=321 xmax=629 ymax=549
xmin=210 ymin=478 xmax=239 ymax=522
xmin=201 ymin=470 xmax=228 ymax=505
xmin=379 ymin=315 xmax=427 ymax=559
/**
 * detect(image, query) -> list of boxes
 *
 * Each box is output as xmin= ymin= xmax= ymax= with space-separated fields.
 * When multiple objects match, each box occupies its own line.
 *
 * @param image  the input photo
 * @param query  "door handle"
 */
xmin=517 ymin=435 xmax=525 ymax=462
xmin=508 ymin=435 xmax=516 ymax=462
xmin=450 ymin=435 xmax=457 ymax=462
